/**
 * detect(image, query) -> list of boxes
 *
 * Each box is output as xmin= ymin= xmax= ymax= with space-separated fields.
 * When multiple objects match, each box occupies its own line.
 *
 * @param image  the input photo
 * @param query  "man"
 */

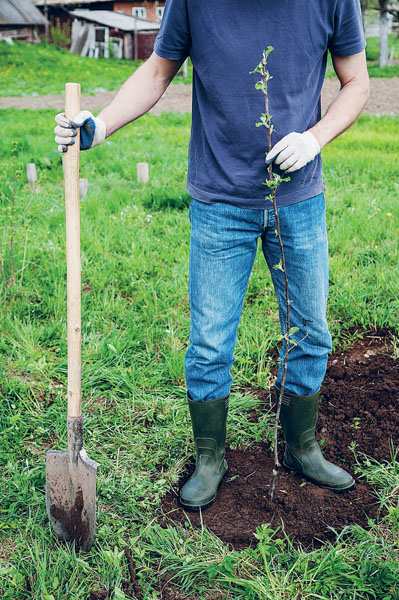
xmin=55 ymin=1 xmax=369 ymax=511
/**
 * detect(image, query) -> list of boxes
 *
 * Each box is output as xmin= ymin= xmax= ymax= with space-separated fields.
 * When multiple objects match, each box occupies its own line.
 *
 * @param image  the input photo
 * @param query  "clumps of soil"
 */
xmin=89 ymin=547 xmax=141 ymax=599
xmin=319 ymin=331 xmax=399 ymax=465
xmin=158 ymin=576 xmax=195 ymax=600
xmin=89 ymin=590 xmax=108 ymax=600
xmin=89 ymin=581 xmax=136 ymax=599
xmin=161 ymin=329 xmax=399 ymax=549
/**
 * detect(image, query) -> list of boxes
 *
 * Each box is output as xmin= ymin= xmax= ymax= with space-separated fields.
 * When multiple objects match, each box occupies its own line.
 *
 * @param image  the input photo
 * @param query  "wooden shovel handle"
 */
xmin=64 ymin=82 xmax=81 ymax=419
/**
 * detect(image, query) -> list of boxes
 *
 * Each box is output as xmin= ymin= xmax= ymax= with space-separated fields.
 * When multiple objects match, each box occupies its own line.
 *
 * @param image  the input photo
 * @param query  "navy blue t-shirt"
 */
xmin=154 ymin=0 xmax=365 ymax=209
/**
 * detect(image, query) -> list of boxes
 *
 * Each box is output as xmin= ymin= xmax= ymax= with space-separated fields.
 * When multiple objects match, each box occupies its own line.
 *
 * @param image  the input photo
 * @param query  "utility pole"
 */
xmin=44 ymin=0 xmax=49 ymax=44
xmin=133 ymin=15 xmax=138 ymax=60
xmin=379 ymin=0 xmax=390 ymax=66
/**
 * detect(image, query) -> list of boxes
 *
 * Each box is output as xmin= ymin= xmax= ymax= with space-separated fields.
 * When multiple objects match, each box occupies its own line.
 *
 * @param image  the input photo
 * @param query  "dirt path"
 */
xmin=322 ymin=77 xmax=399 ymax=116
xmin=1 ymin=78 xmax=399 ymax=115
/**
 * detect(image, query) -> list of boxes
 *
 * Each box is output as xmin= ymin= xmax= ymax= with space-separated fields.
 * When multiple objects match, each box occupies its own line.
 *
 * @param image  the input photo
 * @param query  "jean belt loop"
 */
xmin=263 ymin=208 xmax=268 ymax=231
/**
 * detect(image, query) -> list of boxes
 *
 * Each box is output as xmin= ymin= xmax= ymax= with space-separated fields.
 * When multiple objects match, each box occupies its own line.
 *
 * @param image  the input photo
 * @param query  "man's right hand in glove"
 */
xmin=54 ymin=111 xmax=106 ymax=153
xmin=53 ymin=53 xmax=184 ymax=153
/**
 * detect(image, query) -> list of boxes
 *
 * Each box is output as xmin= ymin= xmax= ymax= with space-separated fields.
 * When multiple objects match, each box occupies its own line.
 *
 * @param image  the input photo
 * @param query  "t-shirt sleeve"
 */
xmin=154 ymin=0 xmax=191 ymax=62
xmin=328 ymin=0 xmax=366 ymax=57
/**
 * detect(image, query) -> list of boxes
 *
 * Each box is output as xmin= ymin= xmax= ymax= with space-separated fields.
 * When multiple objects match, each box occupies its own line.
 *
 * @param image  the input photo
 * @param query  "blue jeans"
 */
xmin=185 ymin=194 xmax=332 ymax=401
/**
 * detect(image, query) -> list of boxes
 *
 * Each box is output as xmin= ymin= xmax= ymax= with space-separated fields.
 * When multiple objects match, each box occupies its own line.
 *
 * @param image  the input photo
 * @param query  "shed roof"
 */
xmin=70 ymin=10 xmax=160 ymax=32
xmin=0 ymin=0 xmax=48 ymax=26
xmin=33 ymin=0 xmax=144 ymax=5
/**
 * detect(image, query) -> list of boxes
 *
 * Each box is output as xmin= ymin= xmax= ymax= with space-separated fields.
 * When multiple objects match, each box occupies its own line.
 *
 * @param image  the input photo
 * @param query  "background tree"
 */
xmin=359 ymin=1 xmax=398 ymax=67
xmin=379 ymin=0 xmax=391 ymax=66
xmin=388 ymin=5 xmax=399 ymax=61
xmin=360 ymin=0 xmax=370 ymax=30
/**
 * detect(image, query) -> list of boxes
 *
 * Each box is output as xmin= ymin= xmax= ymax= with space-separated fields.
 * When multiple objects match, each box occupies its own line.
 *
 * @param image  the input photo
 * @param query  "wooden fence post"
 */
xmin=79 ymin=178 xmax=89 ymax=198
xmin=26 ymin=163 xmax=37 ymax=190
xmin=137 ymin=162 xmax=149 ymax=184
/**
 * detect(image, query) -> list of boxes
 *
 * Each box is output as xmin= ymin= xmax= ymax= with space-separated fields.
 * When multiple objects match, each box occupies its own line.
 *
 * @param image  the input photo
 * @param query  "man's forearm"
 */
xmin=98 ymin=53 xmax=182 ymax=137
xmin=309 ymin=52 xmax=370 ymax=149
xmin=309 ymin=77 xmax=369 ymax=149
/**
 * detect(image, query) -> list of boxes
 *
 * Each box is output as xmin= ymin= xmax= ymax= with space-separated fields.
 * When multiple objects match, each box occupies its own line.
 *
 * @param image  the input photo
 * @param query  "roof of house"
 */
xmin=0 ymin=0 xmax=48 ymax=26
xmin=70 ymin=9 xmax=160 ymax=32
xmin=34 ymin=0 xmax=107 ymax=5
xmin=33 ymin=0 xmax=157 ymax=5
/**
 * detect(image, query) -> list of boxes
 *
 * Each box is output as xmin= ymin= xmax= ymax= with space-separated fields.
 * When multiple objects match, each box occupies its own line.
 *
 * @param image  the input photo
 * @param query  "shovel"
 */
xmin=46 ymin=82 xmax=99 ymax=551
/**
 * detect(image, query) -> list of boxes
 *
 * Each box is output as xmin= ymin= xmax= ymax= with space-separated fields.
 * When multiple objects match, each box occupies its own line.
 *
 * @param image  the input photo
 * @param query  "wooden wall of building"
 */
xmin=114 ymin=1 xmax=165 ymax=22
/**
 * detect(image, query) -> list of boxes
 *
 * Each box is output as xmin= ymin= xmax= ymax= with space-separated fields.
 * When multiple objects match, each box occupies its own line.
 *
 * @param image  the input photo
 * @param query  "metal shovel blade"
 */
xmin=46 ymin=447 xmax=99 ymax=551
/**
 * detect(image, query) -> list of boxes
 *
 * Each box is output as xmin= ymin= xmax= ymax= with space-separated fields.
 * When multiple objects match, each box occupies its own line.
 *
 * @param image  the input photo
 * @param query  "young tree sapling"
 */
xmin=251 ymin=48 xmax=303 ymax=500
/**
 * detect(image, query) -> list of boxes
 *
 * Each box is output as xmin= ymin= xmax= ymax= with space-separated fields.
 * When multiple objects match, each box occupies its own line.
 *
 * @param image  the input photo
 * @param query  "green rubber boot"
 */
xmin=276 ymin=385 xmax=355 ymax=492
xmin=179 ymin=394 xmax=229 ymax=510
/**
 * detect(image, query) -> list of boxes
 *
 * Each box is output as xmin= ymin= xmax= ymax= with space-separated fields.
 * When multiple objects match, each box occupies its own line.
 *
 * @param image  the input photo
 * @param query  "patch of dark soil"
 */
xmin=89 ymin=589 xmax=108 ymax=600
xmin=124 ymin=545 xmax=142 ymax=599
xmin=88 ymin=547 xmax=141 ymax=599
xmin=161 ymin=329 xmax=399 ymax=549
xmin=159 ymin=575 xmax=195 ymax=600
xmin=88 ymin=580 xmax=136 ymax=599
xmin=83 ymin=281 xmax=92 ymax=294
xmin=319 ymin=331 xmax=399 ymax=465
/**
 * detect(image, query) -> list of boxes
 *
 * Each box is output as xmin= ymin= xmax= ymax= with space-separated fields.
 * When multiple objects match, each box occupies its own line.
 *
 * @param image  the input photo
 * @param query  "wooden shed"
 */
xmin=32 ymin=1 xmax=164 ymax=58
xmin=33 ymin=0 xmax=165 ymax=22
xmin=0 ymin=0 xmax=48 ymax=42
xmin=69 ymin=9 xmax=160 ymax=59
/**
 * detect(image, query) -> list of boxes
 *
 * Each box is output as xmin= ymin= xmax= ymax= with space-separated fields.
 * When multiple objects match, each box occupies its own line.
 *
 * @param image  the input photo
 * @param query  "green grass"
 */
xmin=0 ymin=41 xmax=192 ymax=97
xmin=325 ymin=35 xmax=399 ymax=78
xmin=366 ymin=63 xmax=399 ymax=78
xmin=323 ymin=115 xmax=399 ymax=333
xmin=1 ymin=37 xmax=398 ymax=99
xmin=365 ymin=34 xmax=399 ymax=63
xmin=366 ymin=35 xmax=399 ymax=79
xmin=366 ymin=34 xmax=399 ymax=78
xmin=1 ymin=111 xmax=399 ymax=598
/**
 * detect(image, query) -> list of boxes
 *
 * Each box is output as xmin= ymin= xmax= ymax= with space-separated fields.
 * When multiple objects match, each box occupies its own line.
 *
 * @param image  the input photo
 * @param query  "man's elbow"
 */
xmin=146 ymin=51 xmax=183 ymax=87
xmin=360 ymin=72 xmax=370 ymax=103
xmin=342 ymin=70 xmax=370 ymax=111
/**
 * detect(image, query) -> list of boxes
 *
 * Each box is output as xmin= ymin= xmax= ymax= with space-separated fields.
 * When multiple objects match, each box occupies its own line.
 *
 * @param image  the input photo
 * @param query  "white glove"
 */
xmin=266 ymin=131 xmax=320 ymax=173
xmin=54 ymin=110 xmax=106 ymax=153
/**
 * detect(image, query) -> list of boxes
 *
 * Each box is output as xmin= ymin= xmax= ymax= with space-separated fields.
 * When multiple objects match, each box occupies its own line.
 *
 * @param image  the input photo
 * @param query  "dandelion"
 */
xmin=386 ymin=212 xmax=392 ymax=216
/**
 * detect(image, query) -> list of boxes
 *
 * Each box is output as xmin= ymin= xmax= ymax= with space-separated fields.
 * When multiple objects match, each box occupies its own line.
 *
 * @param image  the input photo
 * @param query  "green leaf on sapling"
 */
xmin=264 ymin=46 xmax=274 ymax=59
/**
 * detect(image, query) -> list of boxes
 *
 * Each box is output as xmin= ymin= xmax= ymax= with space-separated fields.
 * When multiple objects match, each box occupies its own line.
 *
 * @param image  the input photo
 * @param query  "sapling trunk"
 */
xmin=251 ymin=49 xmax=292 ymax=500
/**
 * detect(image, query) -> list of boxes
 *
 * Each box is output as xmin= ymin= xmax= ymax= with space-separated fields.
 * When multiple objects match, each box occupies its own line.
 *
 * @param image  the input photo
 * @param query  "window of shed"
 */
xmin=156 ymin=7 xmax=164 ymax=20
xmin=132 ymin=7 xmax=146 ymax=18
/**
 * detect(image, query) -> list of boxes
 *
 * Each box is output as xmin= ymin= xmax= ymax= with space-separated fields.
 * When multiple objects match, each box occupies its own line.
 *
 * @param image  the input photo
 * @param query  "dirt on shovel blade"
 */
xmin=46 ymin=449 xmax=98 ymax=550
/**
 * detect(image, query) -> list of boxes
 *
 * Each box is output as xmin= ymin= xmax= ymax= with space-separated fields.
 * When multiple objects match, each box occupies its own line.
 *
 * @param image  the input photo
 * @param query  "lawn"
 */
xmin=0 ymin=42 xmax=192 ymax=97
xmin=0 ymin=106 xmax=399 ymax=598
xmin=0 ymin=37 xmax=398 ymax=98
xmin=365 ymin=34 xmax=399 ymax=78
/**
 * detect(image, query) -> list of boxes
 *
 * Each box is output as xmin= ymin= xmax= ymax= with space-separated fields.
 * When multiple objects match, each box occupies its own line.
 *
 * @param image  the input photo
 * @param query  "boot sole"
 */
xmin=179 ymin=467 xmax=228 ymax=512
xmin=283 ymin=461 xmax=356 ymax=493
xmin=179 ymin=496 xmax=216 ymax=512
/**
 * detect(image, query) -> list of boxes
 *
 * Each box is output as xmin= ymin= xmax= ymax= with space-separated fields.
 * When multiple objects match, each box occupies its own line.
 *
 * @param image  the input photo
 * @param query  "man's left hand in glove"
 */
xmin=266 ymin=131 xmax=320 ymax=173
